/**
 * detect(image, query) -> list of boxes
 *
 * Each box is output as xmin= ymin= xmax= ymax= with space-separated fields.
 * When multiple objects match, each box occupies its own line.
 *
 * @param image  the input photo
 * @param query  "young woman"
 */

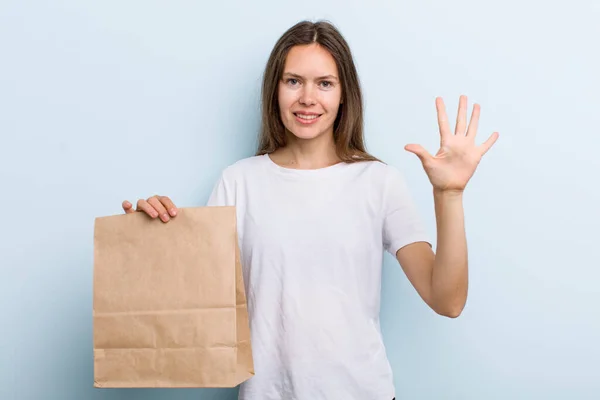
xmin=122 ymin=20 xmax=498 ymax=400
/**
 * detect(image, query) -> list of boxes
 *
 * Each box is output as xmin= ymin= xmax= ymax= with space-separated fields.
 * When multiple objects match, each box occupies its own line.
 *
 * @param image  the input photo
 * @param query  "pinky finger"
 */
xmin=479 ymin=132 xmax=499 ymax=156
xmin=122 ymin=200 xmax=135 ymax=214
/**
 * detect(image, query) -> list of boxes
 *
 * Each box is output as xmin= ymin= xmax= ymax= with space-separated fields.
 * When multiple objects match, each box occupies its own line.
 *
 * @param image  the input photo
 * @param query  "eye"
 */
xmin=320 ymin=81 xmax=333 ymax=88
xmin=286 ymin=78 xmax=299 ymax=86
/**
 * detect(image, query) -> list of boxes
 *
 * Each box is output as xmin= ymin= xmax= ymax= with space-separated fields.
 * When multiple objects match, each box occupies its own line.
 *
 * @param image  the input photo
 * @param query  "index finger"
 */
xmin=435 ymin=97 xmax=452 ymax=140
xmin=158 ymin=196 xmax=178 ymax=217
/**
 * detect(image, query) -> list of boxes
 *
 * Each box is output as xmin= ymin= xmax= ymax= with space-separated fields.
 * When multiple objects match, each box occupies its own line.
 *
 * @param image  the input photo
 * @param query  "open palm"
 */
xmin=405 ymin=95 xmax=499 ymax=192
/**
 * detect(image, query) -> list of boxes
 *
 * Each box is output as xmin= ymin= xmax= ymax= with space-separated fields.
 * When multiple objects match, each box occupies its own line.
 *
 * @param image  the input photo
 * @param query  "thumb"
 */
xmin=404 ymin=144 xmax=431 ymax=163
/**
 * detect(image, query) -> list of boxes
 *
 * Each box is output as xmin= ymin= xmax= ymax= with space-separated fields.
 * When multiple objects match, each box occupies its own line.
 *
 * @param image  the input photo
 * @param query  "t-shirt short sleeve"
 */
xmin=382 ymin=165 xmax=431 ymax=256
xmin=206 ymin=170 xmax=234 ymax=207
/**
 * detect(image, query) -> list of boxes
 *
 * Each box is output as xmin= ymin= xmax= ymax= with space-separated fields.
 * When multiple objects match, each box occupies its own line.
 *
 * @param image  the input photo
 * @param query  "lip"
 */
xmin=293 ymin=111 xmax=322 ymax=125
xmin=294 ymin=111 xmax=321 ymax=116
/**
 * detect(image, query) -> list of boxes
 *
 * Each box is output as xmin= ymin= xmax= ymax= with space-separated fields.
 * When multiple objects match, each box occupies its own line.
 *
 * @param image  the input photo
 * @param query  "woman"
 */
xmin=122 ymin=20 xmax=498 ymax=400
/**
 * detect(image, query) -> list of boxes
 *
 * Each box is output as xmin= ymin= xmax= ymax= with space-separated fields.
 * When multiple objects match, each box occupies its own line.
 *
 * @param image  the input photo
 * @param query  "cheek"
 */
xmin=323 ymin=90 xmax=342 ymax=115
xmin=278 ymin=86 xmax=296 ymax=113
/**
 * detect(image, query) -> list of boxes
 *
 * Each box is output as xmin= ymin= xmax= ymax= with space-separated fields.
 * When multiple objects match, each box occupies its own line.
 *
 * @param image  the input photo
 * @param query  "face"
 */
xmin=277 ymin=43 xmax=342 ymax=142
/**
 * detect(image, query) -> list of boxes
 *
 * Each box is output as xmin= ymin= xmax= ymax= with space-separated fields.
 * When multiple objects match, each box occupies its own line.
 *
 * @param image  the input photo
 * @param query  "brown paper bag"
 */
xmin=92 ymin=206 xmax=254 ymax=388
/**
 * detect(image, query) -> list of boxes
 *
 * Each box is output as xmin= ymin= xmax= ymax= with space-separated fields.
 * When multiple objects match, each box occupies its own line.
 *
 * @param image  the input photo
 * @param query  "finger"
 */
xmin=435 ymin=97 xmax=452 ymax=141
xmin=466 ymin=103 xmax=480 ymax=139
xmin=455 ymin=95 xmax=468 ymax=135
xmin=122 ymin=200 xmax=135 ymax=214
xmin=404 ymin=144 xmax=433 ymax=163
xmin=479 ymin=132 xmax=499 ymax=156
xmin=136 ymin=199 xmax=159 ymax=219
xmin=158 ymin=196 xmax=178 ymax=217
xmin=147 ymin=196 xmax=171 ymax=222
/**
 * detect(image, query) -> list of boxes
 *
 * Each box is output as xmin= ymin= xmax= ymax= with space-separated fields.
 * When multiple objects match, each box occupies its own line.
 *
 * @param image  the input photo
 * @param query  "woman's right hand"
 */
xmin=122 ymin=195 xmax=178 ymax=223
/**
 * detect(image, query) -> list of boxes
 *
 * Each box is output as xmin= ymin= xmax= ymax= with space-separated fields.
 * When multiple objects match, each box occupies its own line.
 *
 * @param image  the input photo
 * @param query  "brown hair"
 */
xmin=256 ymin=20 xmax=380 ymax=163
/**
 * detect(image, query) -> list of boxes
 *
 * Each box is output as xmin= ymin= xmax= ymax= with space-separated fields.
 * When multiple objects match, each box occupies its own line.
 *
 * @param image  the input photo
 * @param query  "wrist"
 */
xmin=433 ymin=188 xmax=464 ymax=201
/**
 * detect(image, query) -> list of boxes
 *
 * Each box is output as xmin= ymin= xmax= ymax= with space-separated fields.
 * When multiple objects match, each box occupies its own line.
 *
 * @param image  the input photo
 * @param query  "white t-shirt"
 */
xmin=206 ymin=153 xmax=430 ymax=400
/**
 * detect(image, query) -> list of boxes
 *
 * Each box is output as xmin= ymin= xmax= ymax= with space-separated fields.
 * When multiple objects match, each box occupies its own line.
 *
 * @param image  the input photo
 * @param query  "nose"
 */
xmin=298 ymin=84 xmax=317 ymax=106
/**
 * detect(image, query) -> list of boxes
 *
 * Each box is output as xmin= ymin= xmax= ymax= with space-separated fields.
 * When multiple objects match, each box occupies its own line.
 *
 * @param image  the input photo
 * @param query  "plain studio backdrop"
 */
xmin=1 ymin=1 xmax=598 ymax=399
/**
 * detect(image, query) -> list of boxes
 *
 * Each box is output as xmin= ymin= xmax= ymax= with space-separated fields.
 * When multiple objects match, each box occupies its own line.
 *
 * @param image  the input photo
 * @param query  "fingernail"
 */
xmin=151 ymin=211 xmax=158 ymax=218
xmin=170 ymin=209 xmax=177 ymax=216
xmin=161 ymin=213 xmax=169 ymax=221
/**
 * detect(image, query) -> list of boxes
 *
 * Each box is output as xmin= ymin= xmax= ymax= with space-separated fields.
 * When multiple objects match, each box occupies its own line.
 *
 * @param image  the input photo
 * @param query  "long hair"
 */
xmin=256 ymin=20 xmax=379 ymax=163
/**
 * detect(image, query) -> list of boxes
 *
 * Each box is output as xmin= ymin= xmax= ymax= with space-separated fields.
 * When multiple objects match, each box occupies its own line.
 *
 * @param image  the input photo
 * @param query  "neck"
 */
xmin=272 ymin=130 xmax=340 ymax=169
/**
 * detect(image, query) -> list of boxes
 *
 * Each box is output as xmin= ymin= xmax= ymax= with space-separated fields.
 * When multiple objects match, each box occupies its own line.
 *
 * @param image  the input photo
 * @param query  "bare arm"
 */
xmin=395 ymin=189 xmax=467 ymax=318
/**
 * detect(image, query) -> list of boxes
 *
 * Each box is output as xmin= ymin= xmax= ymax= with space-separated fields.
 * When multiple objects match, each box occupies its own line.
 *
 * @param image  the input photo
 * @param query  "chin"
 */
xmin=288 ymin=128 xmax=324 ymax=140
xmin=290 ymin=129 xmax=322 ymax=140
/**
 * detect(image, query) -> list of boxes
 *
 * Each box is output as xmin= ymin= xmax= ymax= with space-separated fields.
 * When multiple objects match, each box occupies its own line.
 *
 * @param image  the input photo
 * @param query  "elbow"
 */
xmin=431 ymin=300 xmax=465 ymax=318
xmin=429 ymin=288 xmax=467 ymax=318
xmin=438 ymin=306 xmax=463 ymax=318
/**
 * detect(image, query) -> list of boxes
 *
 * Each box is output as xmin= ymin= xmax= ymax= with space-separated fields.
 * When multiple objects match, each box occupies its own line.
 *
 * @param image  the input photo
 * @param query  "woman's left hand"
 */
xmin=405 ymin=95 xmax=499 ymax=193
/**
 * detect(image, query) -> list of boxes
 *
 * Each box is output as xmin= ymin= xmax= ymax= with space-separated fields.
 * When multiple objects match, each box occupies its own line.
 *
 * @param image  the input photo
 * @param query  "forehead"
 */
xmin=283 ymin=44 xmax=338 ymax=76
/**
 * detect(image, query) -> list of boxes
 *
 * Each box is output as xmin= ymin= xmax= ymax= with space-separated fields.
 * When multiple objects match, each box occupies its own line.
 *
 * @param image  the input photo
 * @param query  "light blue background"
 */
xmin=1 ymin=1 xmax=598 ymax=399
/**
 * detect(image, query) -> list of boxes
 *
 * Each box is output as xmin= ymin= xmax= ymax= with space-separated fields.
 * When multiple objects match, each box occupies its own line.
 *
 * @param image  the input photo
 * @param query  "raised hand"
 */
xmin=122 ymin=195 xmax=178 ymax=223
xmin=405 ymin=95 xmax=499 ymax=193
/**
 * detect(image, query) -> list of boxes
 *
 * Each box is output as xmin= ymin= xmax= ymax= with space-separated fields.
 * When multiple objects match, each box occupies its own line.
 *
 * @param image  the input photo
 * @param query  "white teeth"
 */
xmin=296 ymin=114 xmax=319 ymax=120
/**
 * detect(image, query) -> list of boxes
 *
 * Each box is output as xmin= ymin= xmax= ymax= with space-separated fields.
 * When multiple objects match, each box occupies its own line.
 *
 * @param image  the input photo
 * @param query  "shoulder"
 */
xmin=217 ymin=154 xmax=267 ymax=182
xmin=206 ymin=155 xmax=267 ymax=206
xmin=353 ymin=161 xmax=415 ymax=207
xmin=352 ymin=159 xmax=407 ymax=183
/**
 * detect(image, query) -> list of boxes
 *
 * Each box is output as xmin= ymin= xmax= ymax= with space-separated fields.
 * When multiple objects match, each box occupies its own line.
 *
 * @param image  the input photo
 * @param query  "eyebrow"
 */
xmin=283 ymin=72 xmax=339 ymax=81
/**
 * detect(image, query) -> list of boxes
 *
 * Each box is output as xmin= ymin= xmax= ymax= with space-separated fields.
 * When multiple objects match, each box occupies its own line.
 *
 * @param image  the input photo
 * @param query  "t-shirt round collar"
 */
xmin=262 ymin=153 xmax=350 ymax=178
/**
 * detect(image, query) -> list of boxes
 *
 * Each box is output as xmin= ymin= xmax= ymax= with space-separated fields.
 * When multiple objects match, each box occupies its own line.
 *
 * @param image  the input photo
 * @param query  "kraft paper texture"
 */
xmin=93 ymin=206 xmax=254 ymax=388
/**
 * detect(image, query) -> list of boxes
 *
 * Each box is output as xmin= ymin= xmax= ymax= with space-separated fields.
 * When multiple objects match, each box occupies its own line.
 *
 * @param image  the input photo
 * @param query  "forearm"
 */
xmin=430 ymin=189 xmax=468 ymax=317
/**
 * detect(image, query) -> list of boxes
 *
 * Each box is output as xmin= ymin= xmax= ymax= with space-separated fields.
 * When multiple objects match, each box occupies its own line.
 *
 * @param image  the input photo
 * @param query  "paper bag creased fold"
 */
xmin=93 ymin=206 xmax=254 ymax=388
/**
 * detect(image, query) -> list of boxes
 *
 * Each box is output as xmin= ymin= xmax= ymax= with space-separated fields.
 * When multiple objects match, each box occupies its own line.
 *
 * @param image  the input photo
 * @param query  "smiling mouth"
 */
xmin=294 ymin=113 xmax=322 ymax=121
